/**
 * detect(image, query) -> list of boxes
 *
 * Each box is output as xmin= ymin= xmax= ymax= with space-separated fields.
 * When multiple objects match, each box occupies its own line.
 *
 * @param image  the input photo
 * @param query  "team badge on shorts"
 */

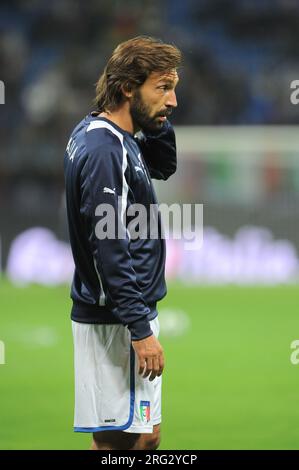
xmin=140 ymin=401 xmax=150 ymax=423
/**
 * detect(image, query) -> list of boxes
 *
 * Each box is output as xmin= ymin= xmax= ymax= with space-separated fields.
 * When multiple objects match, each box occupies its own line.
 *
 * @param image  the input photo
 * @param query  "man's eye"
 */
xmin=158 ymin=85 xmax=169 ymax=91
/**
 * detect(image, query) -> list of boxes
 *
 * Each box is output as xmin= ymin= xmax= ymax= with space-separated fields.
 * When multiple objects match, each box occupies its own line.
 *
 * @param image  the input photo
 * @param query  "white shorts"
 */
xmin=72 ymin=316 xmax=161 ymax=434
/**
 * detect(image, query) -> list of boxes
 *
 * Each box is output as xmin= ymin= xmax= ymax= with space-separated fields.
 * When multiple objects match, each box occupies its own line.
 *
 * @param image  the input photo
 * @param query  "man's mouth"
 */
xmin=156 ymin=110 xmax=172 ymax=121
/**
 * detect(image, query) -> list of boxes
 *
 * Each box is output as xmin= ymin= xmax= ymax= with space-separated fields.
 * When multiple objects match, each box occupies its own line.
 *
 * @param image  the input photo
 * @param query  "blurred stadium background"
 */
xmin=1 ymin=0 xmax=299 ymax=450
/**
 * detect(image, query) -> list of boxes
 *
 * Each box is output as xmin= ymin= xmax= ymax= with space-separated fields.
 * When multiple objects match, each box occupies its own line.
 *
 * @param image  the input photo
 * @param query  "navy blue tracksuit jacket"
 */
xmin=64 ymin=113 xmax=177 ymax=340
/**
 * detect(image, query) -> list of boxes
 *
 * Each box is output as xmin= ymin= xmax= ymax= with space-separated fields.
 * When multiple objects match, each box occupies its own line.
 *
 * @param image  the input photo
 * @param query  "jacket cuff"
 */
xmin=129 ymin=317 xmax=153 ymax=341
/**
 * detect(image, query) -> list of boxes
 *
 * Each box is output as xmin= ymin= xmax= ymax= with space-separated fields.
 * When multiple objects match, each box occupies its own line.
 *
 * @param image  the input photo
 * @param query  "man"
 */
xmin=64 ymin=36 xmax=181 ymax=450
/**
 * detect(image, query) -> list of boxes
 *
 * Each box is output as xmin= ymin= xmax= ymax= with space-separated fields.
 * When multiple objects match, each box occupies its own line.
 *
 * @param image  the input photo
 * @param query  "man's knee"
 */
xmin=139 ymin=425 xmax=161 ymax=450
xmin=91 ymin=425 xmax=161 ymax=451
xmin=92 ymin=430 xmax=140 ymax=450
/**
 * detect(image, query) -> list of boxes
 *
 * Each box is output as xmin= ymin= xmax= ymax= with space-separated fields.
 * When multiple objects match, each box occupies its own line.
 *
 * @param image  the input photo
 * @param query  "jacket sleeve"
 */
xmin=80 ymin=135 xmax=153 ymax=341
xmin=135 ymin=120 xmax=177 ymax=180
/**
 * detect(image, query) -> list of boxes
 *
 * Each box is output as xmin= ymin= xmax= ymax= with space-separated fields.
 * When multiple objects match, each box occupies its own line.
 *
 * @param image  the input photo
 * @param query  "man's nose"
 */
xmin=166 ymin=90 xmax=177 ymax=108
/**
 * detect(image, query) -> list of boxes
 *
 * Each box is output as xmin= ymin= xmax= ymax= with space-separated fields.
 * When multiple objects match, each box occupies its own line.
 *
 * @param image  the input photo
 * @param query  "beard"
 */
xmin=130 ymin=89 xmax=170 ymax=133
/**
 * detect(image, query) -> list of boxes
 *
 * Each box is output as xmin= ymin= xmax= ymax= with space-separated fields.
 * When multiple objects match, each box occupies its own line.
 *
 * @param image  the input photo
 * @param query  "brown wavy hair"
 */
xmin=94 ymin=36 xmax=182 ymax=112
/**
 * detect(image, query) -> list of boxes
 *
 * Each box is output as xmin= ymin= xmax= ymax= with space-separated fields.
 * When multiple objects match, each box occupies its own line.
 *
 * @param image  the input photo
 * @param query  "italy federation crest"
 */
xmin=140 ymin=401 xmax=151 ymax=423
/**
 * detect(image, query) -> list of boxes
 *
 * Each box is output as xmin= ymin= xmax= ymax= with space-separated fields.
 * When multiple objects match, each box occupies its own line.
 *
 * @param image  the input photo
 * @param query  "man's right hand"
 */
xmin=132 ymin=334 xmax=164 ymax=382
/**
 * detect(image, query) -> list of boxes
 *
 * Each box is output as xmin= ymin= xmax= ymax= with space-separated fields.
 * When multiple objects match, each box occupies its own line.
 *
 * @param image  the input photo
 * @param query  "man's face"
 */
xmin=129 ymin=69 xmax=179 ymax=132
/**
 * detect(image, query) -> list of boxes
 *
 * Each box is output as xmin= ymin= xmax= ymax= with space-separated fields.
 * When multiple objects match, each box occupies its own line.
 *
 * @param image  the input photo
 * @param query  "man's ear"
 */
xmin=121 ymin=82 xmax=133 ymax=99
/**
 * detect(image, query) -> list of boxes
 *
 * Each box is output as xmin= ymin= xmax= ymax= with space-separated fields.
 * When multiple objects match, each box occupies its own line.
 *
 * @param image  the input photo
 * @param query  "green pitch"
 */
xmin=0 ymin=279 xmax=299 ymax=450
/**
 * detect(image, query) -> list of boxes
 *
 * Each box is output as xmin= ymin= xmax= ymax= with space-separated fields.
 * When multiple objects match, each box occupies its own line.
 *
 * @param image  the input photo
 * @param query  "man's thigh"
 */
xmin=92 ymin=424 xmax=161 ymax=450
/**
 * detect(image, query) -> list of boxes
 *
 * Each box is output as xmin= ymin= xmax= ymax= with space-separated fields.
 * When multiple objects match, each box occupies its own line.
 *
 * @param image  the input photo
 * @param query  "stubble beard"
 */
xmin=130 ymin=89 xmax=166 ymax=133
